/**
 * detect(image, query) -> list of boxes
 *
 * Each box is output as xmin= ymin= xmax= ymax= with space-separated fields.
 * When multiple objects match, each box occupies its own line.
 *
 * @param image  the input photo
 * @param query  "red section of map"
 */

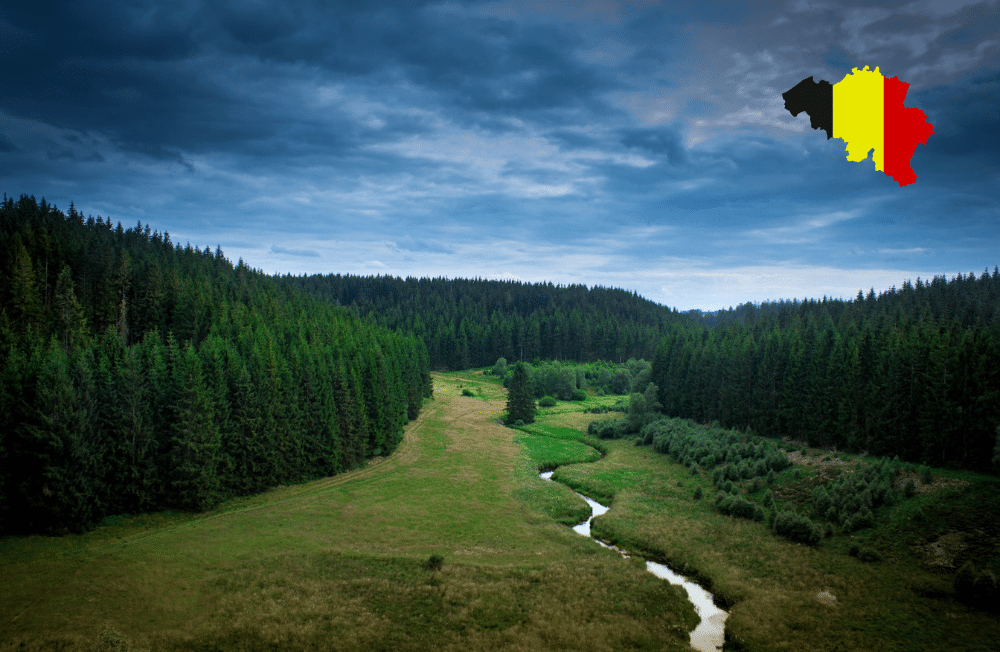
xmin=883 ymin=76 xmax=935 ymax=187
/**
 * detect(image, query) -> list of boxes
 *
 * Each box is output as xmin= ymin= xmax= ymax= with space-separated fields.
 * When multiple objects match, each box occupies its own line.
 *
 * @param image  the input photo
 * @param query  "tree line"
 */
xmin=649 ymin=280 xmax=1000 ymax=473
xmin=281 ymin=273 xmax=687 ymax=369
xmin=0 ymin=195 xmax=432 ymax=535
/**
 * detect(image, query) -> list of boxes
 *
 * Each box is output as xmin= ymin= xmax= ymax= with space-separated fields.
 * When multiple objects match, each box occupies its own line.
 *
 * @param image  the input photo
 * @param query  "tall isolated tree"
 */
xmin=506 ymin=362 xmax=536 ymax=425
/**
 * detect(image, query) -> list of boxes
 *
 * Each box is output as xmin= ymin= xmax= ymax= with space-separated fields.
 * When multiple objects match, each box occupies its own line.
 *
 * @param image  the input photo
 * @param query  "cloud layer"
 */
xmin=2 ymin=0 xmax=997 ymax=310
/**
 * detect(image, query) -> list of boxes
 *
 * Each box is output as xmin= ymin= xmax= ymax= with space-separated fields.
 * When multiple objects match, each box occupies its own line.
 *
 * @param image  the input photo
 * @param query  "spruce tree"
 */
xmin=506 ymin=362 xmax=536 ymax=425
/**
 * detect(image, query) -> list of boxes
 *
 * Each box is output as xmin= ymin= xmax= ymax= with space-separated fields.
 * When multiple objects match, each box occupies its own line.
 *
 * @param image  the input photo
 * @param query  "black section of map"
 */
xmin=782 ymin=76 xmax=833 ymax=139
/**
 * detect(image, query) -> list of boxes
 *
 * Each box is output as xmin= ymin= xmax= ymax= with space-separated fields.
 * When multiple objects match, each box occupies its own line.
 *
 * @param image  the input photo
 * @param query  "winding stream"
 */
xmin=540 ymin=470 xmax=728 ymax=652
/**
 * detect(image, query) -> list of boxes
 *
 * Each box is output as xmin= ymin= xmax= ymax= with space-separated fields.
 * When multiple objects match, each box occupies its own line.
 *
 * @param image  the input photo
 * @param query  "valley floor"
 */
xmin=2 ymin=370 xmax=998 ymax=651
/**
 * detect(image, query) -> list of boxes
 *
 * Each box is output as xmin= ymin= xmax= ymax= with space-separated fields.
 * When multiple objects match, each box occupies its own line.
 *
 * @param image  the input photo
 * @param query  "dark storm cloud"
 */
xmin=2 ymin=0 xmax=997 ymax=311
xmin=0 ymin=0 xmax=622 ymax=164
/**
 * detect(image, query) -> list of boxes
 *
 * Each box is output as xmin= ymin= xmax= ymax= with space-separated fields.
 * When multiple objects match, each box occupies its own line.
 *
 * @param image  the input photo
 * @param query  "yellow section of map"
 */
xmin=832 ymin=66 xmax=885 ymax=171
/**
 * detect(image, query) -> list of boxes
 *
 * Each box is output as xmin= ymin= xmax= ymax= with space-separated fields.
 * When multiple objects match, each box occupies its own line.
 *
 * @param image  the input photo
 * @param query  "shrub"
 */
xmin=857 ymin=547 xmax=882 ymax=562
xmin=849 ymin=543 xmax=861 ymax=557
xmin=690 ymin=464 xmax=700 ymax=476
xmin=919 ymin=464 xmax=933 ymax=484
xmin=589 ymin=417 xmax=631 ymax=439
xmin=792 ymin=469 xmax=801 ymax=480
xmin=753 ymin=504 xmax=766 ymax=522
xmin=903 ymin=479 xmax=916 ymax=498
xmin=462 ymin=388 xmax=475 ymax=397
xmin=572 ymin=389 xmax=587 ymax=401
xmin=773 ymin=508 xmax=822 ymax=546
xmin=766 ymin=469 xmax=776 ymax=485
xmin=852 ymin=508 xmax=875 ymax=531
xmin=724 ymin=480 xmax=734 ymax=495
xmin=824 ymin=523 xmax=834 ymax=538
xmin=693 ymin=486 xmax=704 ymax=500
xmin=425 ymin=554 xmax=444 ymax=572
xmin=513 ymin=419 xmax=525 ymax=427
xmin=538 ymin=396 xmax=557 ymax=407
xmin=747 ymin=477 xmax=762 ymax=494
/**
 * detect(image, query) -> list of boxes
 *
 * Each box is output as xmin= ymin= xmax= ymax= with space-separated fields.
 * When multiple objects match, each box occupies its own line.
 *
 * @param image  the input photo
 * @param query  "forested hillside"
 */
xmin=282 ymin=273 xmax=690 ymax=369
xmin=0 ymin=195 xmax=432 ymax=535
xmin=286 ymin=264 xmax=1000 ymax=474
xmin=649 ymin=280 xmax=1000 ymax=472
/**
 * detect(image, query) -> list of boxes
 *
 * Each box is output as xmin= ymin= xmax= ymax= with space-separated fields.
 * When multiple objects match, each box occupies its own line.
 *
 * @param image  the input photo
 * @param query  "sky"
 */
xmin=2 ymin=0 xmax=998 ymax=311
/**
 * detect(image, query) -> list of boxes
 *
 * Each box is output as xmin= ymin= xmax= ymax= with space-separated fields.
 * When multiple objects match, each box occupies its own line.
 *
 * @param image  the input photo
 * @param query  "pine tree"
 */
xmin=506 ymin=362 xmax=536 ymax=425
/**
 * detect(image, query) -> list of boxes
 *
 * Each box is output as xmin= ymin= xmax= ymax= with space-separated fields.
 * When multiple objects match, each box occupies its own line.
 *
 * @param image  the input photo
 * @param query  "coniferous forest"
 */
xmin=648 ymin=279 xmax=1000 ymax=473
xmin=2 ymin=193 xmax=999 ymax=537
xmin=0 ymin=195 xmax=432 ymax=535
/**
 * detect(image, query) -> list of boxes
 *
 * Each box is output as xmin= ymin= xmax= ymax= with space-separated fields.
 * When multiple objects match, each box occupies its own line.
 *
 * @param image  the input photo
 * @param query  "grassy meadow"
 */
xmin=0 ymin=371 xmax=696 ymax=652
xmin=529 ymin=417 xmax=1000 ymax=651
xmin=4 ymin=369 xmax=998 ymax=651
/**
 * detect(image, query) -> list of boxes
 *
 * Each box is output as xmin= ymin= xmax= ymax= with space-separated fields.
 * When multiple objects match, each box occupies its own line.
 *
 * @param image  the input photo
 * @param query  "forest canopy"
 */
xmin=0 ymin=195 xmax=432 ymax=535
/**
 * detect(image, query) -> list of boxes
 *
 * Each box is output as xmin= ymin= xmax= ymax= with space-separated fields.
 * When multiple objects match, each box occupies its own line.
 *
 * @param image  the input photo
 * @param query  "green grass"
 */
xmin=0 ymin=371 xmax=695 ymax=652
xmin=7 ymin=370 xmax=997 ymax=651
xmin=543 ymin=435 xmax=1000 ymax=652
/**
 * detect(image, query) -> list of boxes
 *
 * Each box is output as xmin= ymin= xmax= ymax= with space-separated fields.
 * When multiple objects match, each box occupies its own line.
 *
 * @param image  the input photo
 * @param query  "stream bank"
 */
xmin=540 ymin=463 xmax=728 ymax=652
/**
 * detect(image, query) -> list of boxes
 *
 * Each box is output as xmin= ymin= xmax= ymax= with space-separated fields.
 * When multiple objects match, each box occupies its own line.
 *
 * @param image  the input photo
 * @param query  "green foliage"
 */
xmin=491 ymin=357 xmax=507 ymax=378
xmin=571 ymin=389 xmax=587 ymax=401
xmin=856 ymin=547 xmax=881 ymax=563
xmin=461 ymin=388 xmax=475 ymax=397
xmin=538 ymin=396 xmax=557 ymax=407
xmin=918 ymin=464 xmax=933 ymax=484
xmin=505 ymin=363 xmax=536 ymax=425
xmin=773 ymin=507 xmax=822 ymax=546
xmin=425 ymin=554 xmax=444 ymax=572
xmin=693 ymin=486 xmax=703 ymax=500
xmin=904 ymin=479 xmax=916 ymax=498
xmin=626 ymin=382 xmax=662 ymax=432
xmin=587 ymin=417 xmax=631 ymax=439
xmin=0 ymin=196 xmax=432 ymax=535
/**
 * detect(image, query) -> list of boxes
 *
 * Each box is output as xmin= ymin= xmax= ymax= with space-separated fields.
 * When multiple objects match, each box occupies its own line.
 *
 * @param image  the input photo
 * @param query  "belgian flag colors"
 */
xmin=783 ymin=66 xmax=934 ymax=187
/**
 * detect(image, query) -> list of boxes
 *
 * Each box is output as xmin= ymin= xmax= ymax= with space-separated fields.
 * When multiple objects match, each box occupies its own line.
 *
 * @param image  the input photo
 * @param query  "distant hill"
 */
xmin=281 ymin=273 xmax=695 ymax=369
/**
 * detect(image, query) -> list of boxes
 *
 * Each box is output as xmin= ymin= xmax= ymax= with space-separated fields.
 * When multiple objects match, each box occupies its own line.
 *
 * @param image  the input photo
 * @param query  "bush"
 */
xmin=693 ymin=486 xmax=704 ymax=500
xmin=425 ymin=554 xmax=444 ymax=572
xmin=538 ymin=396 xmax=557 ymax=407
xmin=773 ymin=508 xmax=822 ymax=546
xmin=588 ymin=417 xmax=632 ymax=439
xmin=849 ymin=543 xmax=861 ymax=557
xmin=572 ymin=389 xmax=587 ymax=401
xmin=461 ymin=388 xmax=475 ymax=397
xmin=919 ymin=464 xmax=933 ymax=484
xmin=724 ymin=480 xmax=735 ymax=495
xmin=763 ymin=489 xmax=775 ymax=510
xmin=903 ymin=479 xmax=916 ymax=498
xmin=513 ymin=419 xmax=525 ymax=427
xmin=690 ymin=464 xmax=700 ymax=476
xmin=857 ymin=547 xmax=882 ymax=563
xmin=766 ymin=469 xmax=776 ymax=485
